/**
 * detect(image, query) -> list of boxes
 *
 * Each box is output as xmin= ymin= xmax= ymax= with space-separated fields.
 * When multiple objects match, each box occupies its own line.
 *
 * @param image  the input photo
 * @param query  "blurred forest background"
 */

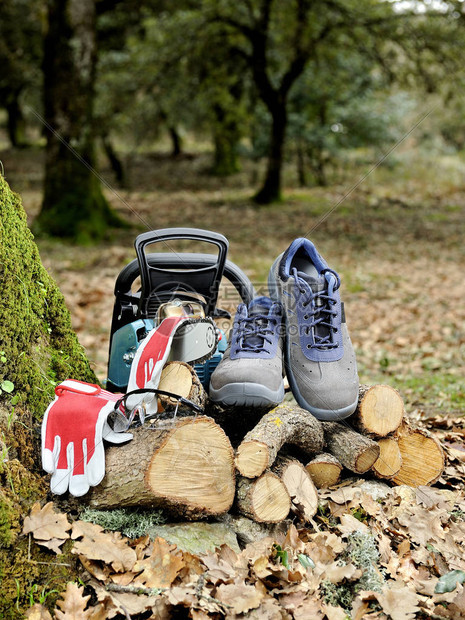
xmin=1 ymin=0 xmax=464 ymax=414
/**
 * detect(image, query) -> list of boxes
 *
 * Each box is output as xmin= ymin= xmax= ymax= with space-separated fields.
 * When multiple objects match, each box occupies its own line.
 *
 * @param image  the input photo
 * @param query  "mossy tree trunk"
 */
xmin=35 ymin=0 xmax=125 ymax=243
xmin=0 ymin=174 xmax=96 ymax=616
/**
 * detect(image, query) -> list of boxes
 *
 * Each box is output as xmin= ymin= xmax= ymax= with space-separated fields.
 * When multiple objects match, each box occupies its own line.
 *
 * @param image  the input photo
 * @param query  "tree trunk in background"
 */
xmin=168 ymin=126 xmax=183 ymax=157
xmin=254 ymin=103 xmax=287 ymax=203
xmin=6 ymin=92 xmax=27 ymax=148
xmin=102 ymin=132 xmax=126 ymax=186
xmin=36 ymin=0 xmax=125 ymax=242
xmin=211 ymin=104 xmax=240 ymax=176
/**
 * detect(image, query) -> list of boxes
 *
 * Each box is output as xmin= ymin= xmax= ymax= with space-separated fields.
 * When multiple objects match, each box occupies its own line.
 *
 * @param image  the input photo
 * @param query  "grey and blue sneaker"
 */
xmin=268 ymin=238 xmax=358 ymax=420
xmin=209 ymin=297 xmax=285 ymax=407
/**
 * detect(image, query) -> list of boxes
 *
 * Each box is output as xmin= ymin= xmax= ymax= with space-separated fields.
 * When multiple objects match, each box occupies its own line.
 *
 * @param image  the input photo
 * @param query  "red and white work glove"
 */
xmin=126 ymin=315 xmax=194 ymax=414
xmin=41 ymin=380 xmax=132 ymax=497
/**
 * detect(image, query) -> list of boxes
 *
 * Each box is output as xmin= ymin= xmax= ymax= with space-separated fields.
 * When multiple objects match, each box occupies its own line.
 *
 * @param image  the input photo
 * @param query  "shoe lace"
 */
xmin=292 ymin=267 xmax=340 ymax=350
xmin=235 ymin=314 xmax=276 ymax=354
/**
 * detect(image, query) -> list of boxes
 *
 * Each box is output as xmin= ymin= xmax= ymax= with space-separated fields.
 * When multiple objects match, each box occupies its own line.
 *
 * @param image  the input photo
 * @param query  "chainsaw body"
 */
xmin=106 ymin=228 xmax=255 ymax=393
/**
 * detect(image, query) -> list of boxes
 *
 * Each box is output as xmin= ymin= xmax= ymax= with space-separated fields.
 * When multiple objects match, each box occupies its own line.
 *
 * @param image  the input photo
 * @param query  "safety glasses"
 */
xmin=110 ymin=388 xmax=204 ymax=432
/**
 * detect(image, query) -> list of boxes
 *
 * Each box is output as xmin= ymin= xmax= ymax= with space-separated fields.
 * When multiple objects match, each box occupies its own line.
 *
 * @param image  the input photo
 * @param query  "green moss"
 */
xmin=0 ymin=536 xmax=79 ymax=618
xmin=0 ymin=490 xmax=16 ymax=548
xmin=0 ymin=175 xmax=96 ymax=418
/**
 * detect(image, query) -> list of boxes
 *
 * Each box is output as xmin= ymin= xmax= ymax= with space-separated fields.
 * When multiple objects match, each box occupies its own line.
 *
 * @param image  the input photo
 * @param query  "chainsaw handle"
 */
xmin=114 ymin=254 xmax=256 ymax=307
xmin=134 ymin=228 xmax=229 ymax=317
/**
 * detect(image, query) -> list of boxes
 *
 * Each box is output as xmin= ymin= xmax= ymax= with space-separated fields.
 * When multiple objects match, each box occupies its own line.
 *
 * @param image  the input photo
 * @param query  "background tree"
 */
xmin=34 ymin=0 xmax=125 ymax=242
xmin=0 ymin=0 xmax=43 ymax=148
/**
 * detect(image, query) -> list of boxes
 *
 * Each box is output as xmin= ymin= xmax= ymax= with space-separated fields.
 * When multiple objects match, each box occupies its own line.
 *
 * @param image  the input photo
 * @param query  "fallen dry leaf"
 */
xmin=25 ymin=604 xmax=53 ymax=620
xmin=71 ymin=520 xmax=136 ymax=573
xmin=321 ymin=602 xmax=349 ymax=620
xmin=55 ymin=582 xmax=92 ymax=620
xmin=216 ymin=579 xmax=265 ymax=614
xmin=22 ymin=502 xmax=71 ymax=544
xmin=92 ymin=580 xmax=162 ymax=618
xmin=337 ymin=513 xmax=370 ymax=536
xmin=133 ymin=537 xmax=185 ymax=588
xmin=375 ymin=581 xmax=420 ymax=620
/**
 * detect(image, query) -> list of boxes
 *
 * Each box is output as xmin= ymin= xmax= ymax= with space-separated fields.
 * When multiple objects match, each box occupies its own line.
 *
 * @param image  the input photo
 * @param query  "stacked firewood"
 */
xmin=87 ymin=363 xmax=445 ymax=524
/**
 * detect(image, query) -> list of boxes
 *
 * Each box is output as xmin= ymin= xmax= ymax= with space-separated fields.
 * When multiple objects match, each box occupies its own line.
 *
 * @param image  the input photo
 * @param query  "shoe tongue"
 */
xmin=295 ymin=271 xmax=335 ymax=345
xmin=295 ymin=271 xmax=327 ymax=304
xmin=248 ymin=297 xmax=272 ymax=316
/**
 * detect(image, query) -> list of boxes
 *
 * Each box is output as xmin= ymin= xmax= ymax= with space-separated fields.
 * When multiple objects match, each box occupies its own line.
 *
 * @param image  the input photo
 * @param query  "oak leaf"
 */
xmin=133 ymin=537 xmax=185 ymax=588
xmin=92 ymin=580 xmax=162 ymax=617
xmin=25 ymin=604 xmax=53 ymax=620
xmin=215 ymin=579 xmax=264 ymax=614
xmin=321 ymin=602 xmax=349 ymax=620
xmin=22 ymin=502 xmax=71 ymax=544
xmin=375 ymin=581 xmax=420 ymax=620
xmin=55 ymin=582 xmax=92 ymax=620
xmin=202 ymin=551 xmax=238 ymax=584
xmin=71 ymin=520 xmax=136 ymax=572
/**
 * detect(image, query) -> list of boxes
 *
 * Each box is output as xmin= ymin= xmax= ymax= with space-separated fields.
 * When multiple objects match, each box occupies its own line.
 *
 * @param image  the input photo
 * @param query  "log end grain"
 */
xmin=147 ymin=417 xmax=235 ymax=515
xmin=305 ymin=453 xmax=343 ymax=489
xmin=392 ymin=430 xmax=445 ymax=487
xmin=280 ymin=460 xmax=318 ymax=520
xmin=235 ymin=441 xmax=270 ymax=478
xmin=372 ymin=437 xmax=402 ymax=479
xmin=357 ymin=384 xmax=404 ymax=437
xmin=236 ymin=473 xmax=291 ymax=523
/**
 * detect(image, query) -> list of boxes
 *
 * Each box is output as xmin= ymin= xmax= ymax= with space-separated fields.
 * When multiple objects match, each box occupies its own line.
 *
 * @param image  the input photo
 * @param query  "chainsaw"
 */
xmin=106 ymin=228 xmax=256 ymax=392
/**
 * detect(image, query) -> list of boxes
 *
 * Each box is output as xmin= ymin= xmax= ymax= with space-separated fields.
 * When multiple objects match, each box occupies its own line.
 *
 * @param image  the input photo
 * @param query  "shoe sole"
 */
xmin=209 ymin=381 xmax=285 ymax=408
xmin=268 ymin=262 xmax=357 ymax=421
xmin=169 ymin=319 xmax=218 ymax=364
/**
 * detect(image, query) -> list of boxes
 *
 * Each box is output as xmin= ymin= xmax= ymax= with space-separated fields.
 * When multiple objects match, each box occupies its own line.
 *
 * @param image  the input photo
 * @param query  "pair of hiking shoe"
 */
xmin=209 ymin=238 xmax=359 ymax=421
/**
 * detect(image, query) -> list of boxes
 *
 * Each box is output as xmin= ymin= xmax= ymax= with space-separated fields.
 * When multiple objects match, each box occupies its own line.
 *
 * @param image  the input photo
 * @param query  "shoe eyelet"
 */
xmin=304 ymin=315 xmax=308 ymax=320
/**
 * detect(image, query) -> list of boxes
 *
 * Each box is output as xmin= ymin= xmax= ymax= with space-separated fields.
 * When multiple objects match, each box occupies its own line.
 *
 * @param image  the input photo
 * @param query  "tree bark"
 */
xmin=322 ymin=422 xmax=380 ymax=474
xmin=36 ymin=0 xmax=125 ymax=242
xmin=235 ymin=404 xmax=324 ymax=478
xmin=87 ymin=417 xmax=236 ymax=518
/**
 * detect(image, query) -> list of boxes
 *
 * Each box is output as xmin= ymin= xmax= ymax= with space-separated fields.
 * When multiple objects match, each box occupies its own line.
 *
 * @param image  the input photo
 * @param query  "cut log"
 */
xmin=305 ymin=453 xmax=343 ymax=489
xmin=235 ymin=473 xmax=291 ymax=523
xmin=88 ymin=416 xmax=235 ymax=518
xmin=322 ymin=422 xmax=380 ymax=474
xmin=350 ymin=384 xmax=404 ymax=438
xmin=392 ymin=425 xmax=445 ymax=487
xmin=272 ymin=455 xmax=319 ymax=521
xmin=219 ymin=514 xmax=290 ymax=547
xmin=235 ymin=404 xmax=324 ymax=478
xmin=372 ymin=437 xmax=402 ymax=479
xmin=158 ymin=361 xmax=206 ymax=410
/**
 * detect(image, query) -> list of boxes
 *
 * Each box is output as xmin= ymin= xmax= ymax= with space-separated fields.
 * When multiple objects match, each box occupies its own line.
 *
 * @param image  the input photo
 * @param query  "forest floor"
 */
xmin=4 ymin=143 xmax=465 ymax=417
